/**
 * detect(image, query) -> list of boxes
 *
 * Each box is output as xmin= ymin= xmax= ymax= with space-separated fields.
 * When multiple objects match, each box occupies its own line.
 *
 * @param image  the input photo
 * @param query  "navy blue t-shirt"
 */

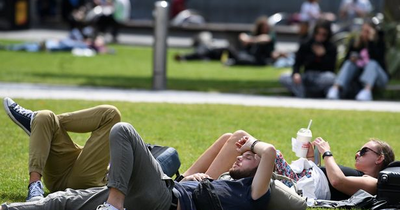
xmin=174 ymin=177 xmax=271 ymax=210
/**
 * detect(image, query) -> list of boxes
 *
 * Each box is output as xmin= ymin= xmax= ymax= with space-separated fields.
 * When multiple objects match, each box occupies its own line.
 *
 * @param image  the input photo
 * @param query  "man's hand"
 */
xmin=235 ymin=136 xmax=257 ymax=153
xmin=182 ymin=173 xmax=211 ymax=182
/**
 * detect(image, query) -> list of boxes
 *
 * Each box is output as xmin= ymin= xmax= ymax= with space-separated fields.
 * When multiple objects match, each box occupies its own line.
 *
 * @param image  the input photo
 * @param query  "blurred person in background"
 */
xmin=339 ymin=0 xmax=372 ymax=31
xmin=327 ymin=19 xmax=388 ymax=101
xmin=280 ymin=19 xmax=337 ymax=98
xmin=224 ymin=16 xmax=286 ymax=66
xmin=298 ymin=0 xmax=321 ymax=41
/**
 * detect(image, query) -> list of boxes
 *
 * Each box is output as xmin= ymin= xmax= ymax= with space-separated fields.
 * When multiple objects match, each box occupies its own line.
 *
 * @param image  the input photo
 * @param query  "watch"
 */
xmin=322 ymin=151 xmax=333 ymax=159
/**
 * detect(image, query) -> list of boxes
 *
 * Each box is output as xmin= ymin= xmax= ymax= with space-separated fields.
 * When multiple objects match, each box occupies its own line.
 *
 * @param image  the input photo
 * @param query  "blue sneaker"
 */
xmin=3 ymin=97 xmax=35 ymax=136
xmin=26 ymin=181 xmax=44 ymax=202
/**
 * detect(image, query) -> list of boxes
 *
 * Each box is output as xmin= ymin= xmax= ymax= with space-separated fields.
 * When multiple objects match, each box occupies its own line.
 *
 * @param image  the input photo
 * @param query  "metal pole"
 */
xmin=152 ymin=1 xmax=169 ymax=90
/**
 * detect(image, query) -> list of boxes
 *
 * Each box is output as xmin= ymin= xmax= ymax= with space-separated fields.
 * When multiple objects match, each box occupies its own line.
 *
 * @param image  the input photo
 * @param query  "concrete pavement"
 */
xmin=1 ymin=82 xmax=400 ymax=113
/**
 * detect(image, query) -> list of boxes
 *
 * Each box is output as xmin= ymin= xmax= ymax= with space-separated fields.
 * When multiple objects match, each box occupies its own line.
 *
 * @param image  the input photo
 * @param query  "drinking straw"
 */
xmin=307 ymin=119 xmax=313 ymax=130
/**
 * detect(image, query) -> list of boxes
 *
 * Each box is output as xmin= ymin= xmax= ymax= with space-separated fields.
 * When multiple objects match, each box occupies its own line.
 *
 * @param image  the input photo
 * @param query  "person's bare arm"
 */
xmin=236 ymin=137 xmax=276 ymax=200
xmin=313 ymin=137 xmax=378 ymax=196
xmin=239 ymin=33 xmax=271 ymax=45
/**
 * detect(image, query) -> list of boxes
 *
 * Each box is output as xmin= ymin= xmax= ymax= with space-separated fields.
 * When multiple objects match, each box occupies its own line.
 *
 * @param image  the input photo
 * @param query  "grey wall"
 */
xmin=131 ymin=0 xmax=384 ymax=23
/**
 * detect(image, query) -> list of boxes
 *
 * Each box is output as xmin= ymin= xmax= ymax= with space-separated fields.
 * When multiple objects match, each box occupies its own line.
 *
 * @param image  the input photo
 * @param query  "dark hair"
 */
xmin=370 ymin=139 xmax=395 ymax=170
xmin=312 ymin=19 xmax=332 ymax=43
xmin=253 ymin=16 xmax=270 ymax=36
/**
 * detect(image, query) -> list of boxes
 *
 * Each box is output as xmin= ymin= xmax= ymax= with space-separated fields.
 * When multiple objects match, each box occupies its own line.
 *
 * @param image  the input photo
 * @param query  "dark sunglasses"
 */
xmin=356 ymin=147 xmax=381 ymax=157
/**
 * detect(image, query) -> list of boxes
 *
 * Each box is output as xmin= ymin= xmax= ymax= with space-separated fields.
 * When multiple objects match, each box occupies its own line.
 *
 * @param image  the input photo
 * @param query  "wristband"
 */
xmin=322 ymin=151 xmax=333 ymax=159
xmin=250 ymin=140 xmax=260 ymax=153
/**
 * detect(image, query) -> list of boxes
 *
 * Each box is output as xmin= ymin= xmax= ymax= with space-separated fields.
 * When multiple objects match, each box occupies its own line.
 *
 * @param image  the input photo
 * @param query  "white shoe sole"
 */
xmin=3 ymin=98 xmax=31 ymax=136
xmin=26 ymin=195 xmax=44 ymax=202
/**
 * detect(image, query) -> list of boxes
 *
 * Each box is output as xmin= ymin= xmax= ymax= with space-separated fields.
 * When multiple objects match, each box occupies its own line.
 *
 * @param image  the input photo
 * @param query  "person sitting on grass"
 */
xmin=327 ymin=19 xmax=388 ymax=101
xmin=1 ymin=122 xmax=275 ymax=210
xmin=3 ymin=97 xmax=121 ymax=202
xmin=279 ymin=19 xmax=337 ymax=98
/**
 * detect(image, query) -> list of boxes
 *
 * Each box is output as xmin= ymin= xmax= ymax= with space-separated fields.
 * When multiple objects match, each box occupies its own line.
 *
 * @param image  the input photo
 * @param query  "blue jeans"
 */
xmin=280 ymin=71 xmax=336 ymax=98
xmin=336 ymin=60 xmax=388 ymax=89
xmin=6 ymin=38 xmax=89 ymax=52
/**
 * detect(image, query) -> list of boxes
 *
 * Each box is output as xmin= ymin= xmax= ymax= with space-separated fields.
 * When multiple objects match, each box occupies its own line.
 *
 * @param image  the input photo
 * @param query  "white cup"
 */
xmin=296 ymin=128 xmax=312 ymax=158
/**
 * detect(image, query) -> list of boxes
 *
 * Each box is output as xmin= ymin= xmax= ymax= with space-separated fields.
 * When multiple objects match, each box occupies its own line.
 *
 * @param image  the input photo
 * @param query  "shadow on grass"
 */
xmin=31 ymin=72 xmax=289 ymax=95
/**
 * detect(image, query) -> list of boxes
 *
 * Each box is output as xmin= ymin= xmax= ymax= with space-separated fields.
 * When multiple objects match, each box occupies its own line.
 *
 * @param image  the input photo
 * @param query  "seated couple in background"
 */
xmin=1 ymin=98 xmax=395 ymax=210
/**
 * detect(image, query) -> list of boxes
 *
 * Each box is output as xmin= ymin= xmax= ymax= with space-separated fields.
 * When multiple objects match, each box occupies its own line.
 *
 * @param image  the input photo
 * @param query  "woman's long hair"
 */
xmin=370 ymin=138 xmax=395 ymax=170
xmin=311 ymin=19 xmax=332 ymax=44
xmin=353 ymin=18 xmax=379 ymax=49
xmin=252 ymin=16 xmax=271 ymax=36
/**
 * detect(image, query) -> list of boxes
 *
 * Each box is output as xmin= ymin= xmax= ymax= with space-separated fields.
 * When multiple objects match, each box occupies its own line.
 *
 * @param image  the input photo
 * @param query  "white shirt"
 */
xmin=340 ymin=0 xmax=372 ymax=18
xmin=299 ymin=1 xmax=321 ymax=22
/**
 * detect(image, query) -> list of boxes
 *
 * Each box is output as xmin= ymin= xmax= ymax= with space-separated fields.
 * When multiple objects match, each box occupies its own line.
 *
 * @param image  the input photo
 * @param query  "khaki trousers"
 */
xmin=29 ymin=105 xmax=121 ymax=192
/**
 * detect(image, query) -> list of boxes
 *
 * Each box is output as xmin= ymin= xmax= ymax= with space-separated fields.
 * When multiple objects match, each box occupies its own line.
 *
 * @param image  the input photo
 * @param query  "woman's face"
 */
xmin=360 ymin=23 xmax=374 ymax=41
xmin=354 ymin=141 xmax=383 ymax=173
xmin=314 ymin=27 xmax=328 ymax=43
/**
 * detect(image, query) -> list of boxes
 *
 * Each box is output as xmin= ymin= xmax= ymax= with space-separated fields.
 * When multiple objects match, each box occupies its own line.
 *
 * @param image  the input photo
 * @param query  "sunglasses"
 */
xmin=356 ymin=147 xmax=381 ymax=158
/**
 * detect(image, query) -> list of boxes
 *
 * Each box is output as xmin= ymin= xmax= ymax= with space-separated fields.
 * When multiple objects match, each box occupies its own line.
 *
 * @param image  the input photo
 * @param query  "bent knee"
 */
xmin=33 ymin=110 xmax=57 ymax=124
xmin=279 ymin=74 xmax=292 ymax=85
xmin=110 ymin=122 xmax=132 ymax=136
xmin=98 ymin=105 xmax=121 ymax=122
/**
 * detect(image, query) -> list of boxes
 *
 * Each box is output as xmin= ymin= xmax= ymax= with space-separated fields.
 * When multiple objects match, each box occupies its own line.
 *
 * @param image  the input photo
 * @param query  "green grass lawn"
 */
xmin=1 ymin=99 xmax=400 ymax=205
xmin=0 ymin=41 xmax=288 ymax=95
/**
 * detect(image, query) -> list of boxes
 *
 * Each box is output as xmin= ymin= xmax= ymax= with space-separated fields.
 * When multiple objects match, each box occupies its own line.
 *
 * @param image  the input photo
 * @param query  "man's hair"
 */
xmin=229 ymin=166 xmax=258 ymax=180
xmin=370 ymin=138 xmax=395 ymax=170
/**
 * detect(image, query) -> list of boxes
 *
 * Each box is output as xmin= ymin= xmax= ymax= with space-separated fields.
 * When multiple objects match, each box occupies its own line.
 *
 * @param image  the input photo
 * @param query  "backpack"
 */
xmin=376 ymin=161 xmax=400 ymax=208
xmin=146 ymin=143 xmax=181 ymax=178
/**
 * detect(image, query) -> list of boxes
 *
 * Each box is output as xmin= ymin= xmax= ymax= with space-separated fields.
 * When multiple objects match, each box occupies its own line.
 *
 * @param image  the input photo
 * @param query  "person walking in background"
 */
xmin=280 ymin=19 xmax=337 ymax=98
xmin=327 ymin=19 xmax=388 ymax=101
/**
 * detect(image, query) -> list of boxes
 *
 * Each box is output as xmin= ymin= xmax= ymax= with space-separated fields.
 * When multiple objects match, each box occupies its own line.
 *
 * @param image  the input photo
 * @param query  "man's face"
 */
xmin=229 ymin=151 xmax=260 ymax=179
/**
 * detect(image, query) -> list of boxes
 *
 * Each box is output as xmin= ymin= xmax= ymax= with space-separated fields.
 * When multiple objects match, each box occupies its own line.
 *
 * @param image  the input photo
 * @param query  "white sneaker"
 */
xmin=96 ymin=203 xmax=125 ymax=210
xmin=326 ymin=87 xmax=339 ymax=99
xmin=356 ymin=89 xmax=373 ymax=101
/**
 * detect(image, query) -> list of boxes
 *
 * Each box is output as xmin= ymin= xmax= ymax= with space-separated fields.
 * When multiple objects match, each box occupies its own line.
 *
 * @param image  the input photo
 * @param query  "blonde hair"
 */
xmin=370 ymin=138 xmax=395 ymax=170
